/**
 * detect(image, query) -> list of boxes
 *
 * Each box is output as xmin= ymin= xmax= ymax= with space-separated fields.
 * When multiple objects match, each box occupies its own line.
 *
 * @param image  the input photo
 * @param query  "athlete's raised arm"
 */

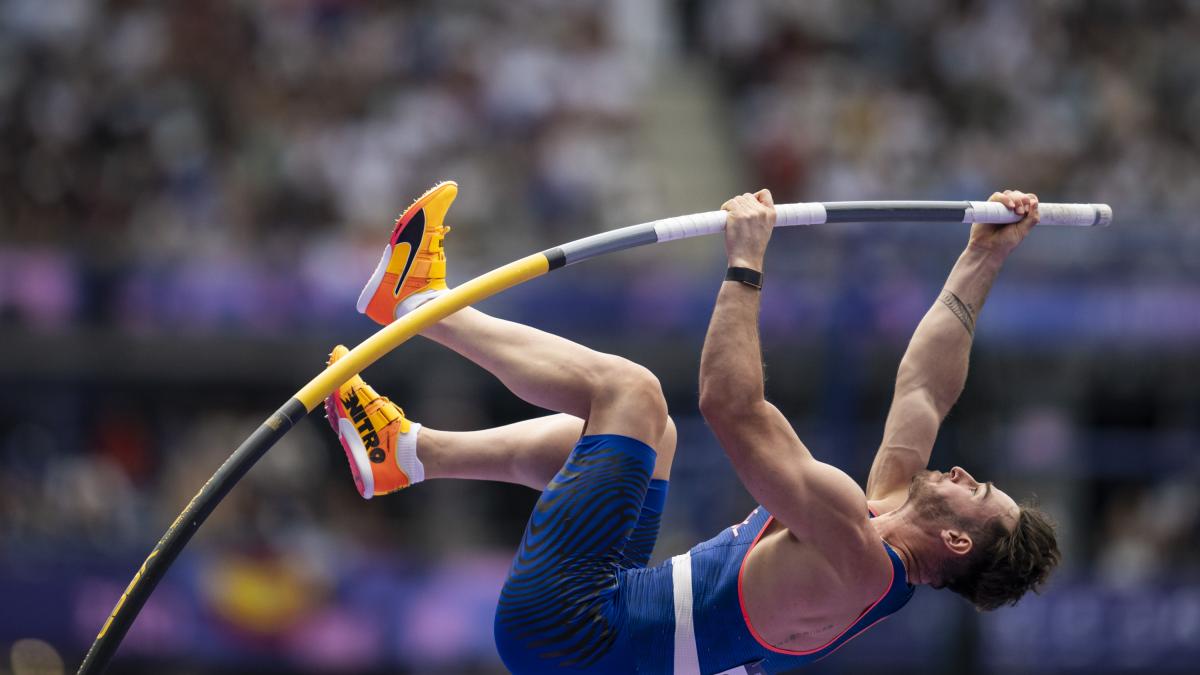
xmin=866 ymin=190 xmax=1040 ymax=512
xmin=699 ymin=190 xmax=871 ymax=547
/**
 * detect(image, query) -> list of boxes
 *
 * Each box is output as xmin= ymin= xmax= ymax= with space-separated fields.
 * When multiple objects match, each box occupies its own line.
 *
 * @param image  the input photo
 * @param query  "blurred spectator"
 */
xmin=696 ymin=0 xmax=1200 ymax=225
xmin=0 ymin=0 xmax=647 ymax=329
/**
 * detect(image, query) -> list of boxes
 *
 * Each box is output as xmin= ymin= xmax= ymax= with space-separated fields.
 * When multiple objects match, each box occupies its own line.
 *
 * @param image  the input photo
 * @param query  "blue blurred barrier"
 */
xmin=981 ymin=583 xmax=1200 ymax=672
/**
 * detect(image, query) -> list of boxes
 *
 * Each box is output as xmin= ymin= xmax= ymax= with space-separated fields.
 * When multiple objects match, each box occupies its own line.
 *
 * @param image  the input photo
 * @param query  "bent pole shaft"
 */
xmin=78 ymin=198 xmax=1110 ymax=673
xmin=78 ymin=254 xmax=551 ymax=674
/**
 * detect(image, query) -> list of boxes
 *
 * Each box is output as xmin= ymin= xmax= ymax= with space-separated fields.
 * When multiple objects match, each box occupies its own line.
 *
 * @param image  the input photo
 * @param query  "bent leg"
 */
xmin=421 ymin=307 xmax=668 ymax=449
xmin=409 ymin=305 xmax=674 ymax=670
xmin=419 ymin=414 xmax=677 ymax=490
xmin=494 ymin=434 xmax=656 ymax=673
xmin=489 ymin=421 xmax=675 ymax=671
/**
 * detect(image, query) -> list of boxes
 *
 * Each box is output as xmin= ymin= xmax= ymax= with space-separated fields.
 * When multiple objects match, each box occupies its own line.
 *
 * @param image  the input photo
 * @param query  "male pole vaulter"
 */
xmin=322 ymin=182 xmax=1059 ymax=674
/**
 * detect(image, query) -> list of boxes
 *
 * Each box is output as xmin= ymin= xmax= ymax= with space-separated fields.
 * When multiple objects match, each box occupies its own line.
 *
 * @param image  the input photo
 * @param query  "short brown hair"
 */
xmin=944 ymin=503 xmax=1061 ymax=611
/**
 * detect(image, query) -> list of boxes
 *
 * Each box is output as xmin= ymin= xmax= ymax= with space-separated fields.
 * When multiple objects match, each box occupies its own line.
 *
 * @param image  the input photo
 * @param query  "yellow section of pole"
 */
xmin=294 ymin=253 xmax=551 ymax=411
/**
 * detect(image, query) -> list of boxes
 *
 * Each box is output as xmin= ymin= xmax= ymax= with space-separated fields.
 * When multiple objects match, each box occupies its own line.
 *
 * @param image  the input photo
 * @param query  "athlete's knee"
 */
xmin=590 ymin=357 xmax=668 ymax=441
xmin=659 ymin=415 xmax=677 ymax=454
xmin=616 ymin=361 xmax=668 ymax=427
xmin=652 ymin=415 xmax=677 ymax=480
xmin=594 ymin=356 xmax=664 ymax=406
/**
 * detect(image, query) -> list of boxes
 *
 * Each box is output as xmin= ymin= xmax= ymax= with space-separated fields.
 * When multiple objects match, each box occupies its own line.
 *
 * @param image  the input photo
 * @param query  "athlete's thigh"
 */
xmin=621 ymin=478 xmax=669 ymax=570
xmin=494 ymin=433 xmax=656 ymax=673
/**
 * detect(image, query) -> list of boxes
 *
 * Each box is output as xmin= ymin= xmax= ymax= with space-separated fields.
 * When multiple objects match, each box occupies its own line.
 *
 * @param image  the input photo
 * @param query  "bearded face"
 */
xmin=905 ymin=467 xmax=1020 ymax=535
xmin=907 ymin=470 xmax=958 ymax=525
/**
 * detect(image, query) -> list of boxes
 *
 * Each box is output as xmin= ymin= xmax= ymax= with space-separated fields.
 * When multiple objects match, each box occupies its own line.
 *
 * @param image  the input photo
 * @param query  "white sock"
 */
xmin=396 ymin=422 xmax=425 ymax=483
xmin=395 ymin=289 xmax=450 ymax=320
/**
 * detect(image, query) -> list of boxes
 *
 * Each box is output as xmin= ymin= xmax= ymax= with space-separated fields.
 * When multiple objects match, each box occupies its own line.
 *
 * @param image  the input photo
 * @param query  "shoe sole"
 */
xmin=325 ymin=392 xmax=375 ymax=499
xmin=355 ymin=181 xmax=453 ymax=316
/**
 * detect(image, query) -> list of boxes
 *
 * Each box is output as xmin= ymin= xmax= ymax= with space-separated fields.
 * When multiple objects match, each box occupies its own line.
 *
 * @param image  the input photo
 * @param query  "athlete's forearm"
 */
xmin=699 ymin=279 xmax=766 ymax=412
xmin=896 ymin=244 xmax=1008 ymax=413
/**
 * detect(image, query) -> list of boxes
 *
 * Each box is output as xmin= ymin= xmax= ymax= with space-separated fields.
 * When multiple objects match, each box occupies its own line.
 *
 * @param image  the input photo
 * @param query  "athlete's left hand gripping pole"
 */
xmin=77 ymin=254 xmax=551 ymax=674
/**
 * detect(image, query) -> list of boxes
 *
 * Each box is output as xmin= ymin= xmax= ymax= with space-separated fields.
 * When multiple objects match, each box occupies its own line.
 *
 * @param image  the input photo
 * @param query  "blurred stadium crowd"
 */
xmin=2 ymin=1 xmax=1198 ymax=673
xmin=697 ymin=0 xmax=1200 ymax=214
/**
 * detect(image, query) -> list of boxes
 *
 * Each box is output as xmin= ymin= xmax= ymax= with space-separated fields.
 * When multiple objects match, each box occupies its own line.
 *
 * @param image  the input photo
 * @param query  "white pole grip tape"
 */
xmin=775 ymin=202 xmax=828 ymax=227
xmin=652 ymin=211 xmax=727 ymax=242
xmin=652 ymin=203 xmax=828 ymax=242
xmin=966 ymin=201 xmax=1112 ymax=227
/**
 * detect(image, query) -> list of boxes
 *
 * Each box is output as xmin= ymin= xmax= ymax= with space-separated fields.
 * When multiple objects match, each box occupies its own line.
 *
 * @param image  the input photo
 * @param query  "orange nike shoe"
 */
xmin=356 ymin=181 xmax=456 ymax=326
xmin=323 ymin=345 xmax=424 ymax=499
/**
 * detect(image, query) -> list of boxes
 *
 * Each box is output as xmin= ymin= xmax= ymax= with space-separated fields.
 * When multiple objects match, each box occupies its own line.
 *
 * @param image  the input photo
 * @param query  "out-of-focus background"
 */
xmin=2 ymin=0 xmax=1198 ymax=673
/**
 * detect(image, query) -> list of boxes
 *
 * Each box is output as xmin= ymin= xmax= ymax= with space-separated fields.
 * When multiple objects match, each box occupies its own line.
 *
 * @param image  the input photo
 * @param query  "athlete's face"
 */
xmin=908 ymin=467 xmax=1020 ymax=543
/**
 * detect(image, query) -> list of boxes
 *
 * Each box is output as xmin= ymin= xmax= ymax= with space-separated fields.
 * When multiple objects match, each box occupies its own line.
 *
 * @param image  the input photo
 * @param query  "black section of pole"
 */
xmin=543 ymin=247 xmax=567 ymax=270
xmin=823 ymin=201 xmax=968 ymax=223
xmin=77 ymin=398 xmax=308 ymax=674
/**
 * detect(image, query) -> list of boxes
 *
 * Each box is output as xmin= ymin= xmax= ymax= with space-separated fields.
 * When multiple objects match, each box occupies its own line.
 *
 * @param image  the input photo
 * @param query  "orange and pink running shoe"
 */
xmin=356 ymin=181 xmax=456 ymax=326
xmin=323 ymin=345 xmax=424 ymax=499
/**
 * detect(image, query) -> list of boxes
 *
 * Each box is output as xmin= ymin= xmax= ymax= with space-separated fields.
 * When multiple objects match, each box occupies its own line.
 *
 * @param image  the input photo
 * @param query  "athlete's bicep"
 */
xmin=707 ymin=401 xmax=870 ymax=542
xmin=866 ymin=388 xmax=940 ymax=507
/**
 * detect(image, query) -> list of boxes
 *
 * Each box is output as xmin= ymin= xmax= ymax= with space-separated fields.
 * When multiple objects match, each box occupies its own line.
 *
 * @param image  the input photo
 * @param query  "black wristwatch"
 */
xmin=725 ymin=266 xmax=763 ymax=289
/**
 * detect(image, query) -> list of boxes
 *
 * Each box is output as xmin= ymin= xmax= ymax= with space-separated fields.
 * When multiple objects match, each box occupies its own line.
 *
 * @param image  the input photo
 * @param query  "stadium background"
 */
xmin=2 ymin=0 xmax=1198 ymax=673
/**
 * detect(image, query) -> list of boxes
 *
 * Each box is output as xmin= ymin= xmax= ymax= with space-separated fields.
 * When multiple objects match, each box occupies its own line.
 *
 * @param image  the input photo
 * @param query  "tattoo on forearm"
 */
xmin=939 ymin=289 xmax=977 ymax=336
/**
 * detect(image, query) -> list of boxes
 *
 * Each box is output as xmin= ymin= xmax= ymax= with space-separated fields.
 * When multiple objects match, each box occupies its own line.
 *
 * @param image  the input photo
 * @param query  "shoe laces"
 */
xmin=428 ymin=224 xmax=450 ymax=253
xmin=376 ymin=396 xmax=406 ymax=422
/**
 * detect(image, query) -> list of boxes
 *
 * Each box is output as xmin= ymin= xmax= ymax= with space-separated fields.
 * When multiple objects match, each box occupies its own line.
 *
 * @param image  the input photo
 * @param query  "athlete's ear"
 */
xmin=941 ymin=528 xmax=973 ymax=557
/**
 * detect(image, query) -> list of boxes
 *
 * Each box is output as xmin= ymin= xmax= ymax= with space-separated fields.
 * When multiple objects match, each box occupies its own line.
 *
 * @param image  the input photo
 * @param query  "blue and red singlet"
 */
xmin=493 ymin=434 xmax=915 ymax=674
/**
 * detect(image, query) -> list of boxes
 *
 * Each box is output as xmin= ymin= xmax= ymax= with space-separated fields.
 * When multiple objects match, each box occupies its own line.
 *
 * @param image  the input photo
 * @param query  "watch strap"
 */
xmin=725 ymin=266 xmax=763 ymax=289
